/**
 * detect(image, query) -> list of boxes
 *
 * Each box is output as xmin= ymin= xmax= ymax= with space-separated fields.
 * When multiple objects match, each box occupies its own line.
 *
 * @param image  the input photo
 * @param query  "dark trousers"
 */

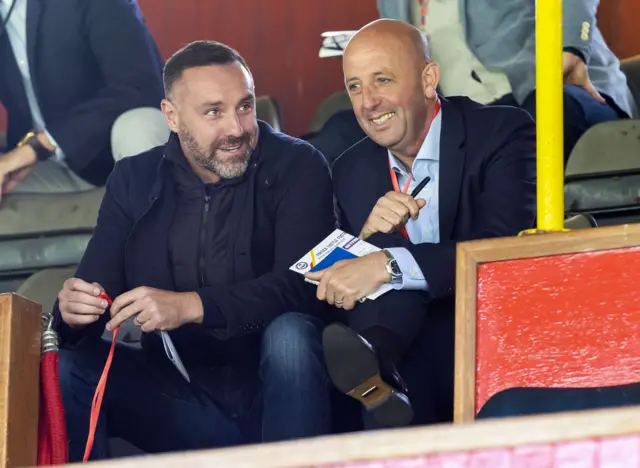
xmin=492 ymin=84 xmax=625 ymax=165
xmin=477 ymin=382 xmax=640 ymax=419
xmin=344 ymin=291 xmax=455 ymax=426
xmin=58 ymin=312 xmax=331 ymax=461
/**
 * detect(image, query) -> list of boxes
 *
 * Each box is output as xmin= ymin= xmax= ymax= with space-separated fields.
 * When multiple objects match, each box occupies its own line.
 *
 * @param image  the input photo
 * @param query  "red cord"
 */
xmin=38 ymin=352 xmax=68 ymax=465
xmin=82 ymin=291 xmax=118 ymax=462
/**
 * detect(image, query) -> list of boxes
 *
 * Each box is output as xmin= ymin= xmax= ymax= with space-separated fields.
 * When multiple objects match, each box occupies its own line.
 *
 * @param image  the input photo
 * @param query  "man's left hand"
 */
xmin=305 ymin=252 xmax=390 ymax=310
xmin=562 ymin=51 xmax=606 ymax=104
xmin=3 ymin=166 xmax=34 ymax=194
xmin=106 ymin=287 xmax=204 ymax=332
xmin=0 ymin=145 xmax=37 ymax=198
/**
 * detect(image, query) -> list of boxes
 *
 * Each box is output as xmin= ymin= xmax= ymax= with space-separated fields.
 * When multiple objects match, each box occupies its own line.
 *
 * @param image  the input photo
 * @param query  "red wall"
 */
xmin=2 ymin=2 xmax=638 ymax=139
xmin=0 ymin=0 xmax=379 ymax=139
xmin=137 ymin=0 xmax=379 ymax=137
xmin=476 ymin=247 xmax=640 ymax=414
xmin=598 ymin=0 xmax=640 ymax=59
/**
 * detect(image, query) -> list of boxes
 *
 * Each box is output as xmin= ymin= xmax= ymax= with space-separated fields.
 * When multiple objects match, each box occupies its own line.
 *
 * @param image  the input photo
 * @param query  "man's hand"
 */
xmin=106 ymin=287 xmax=204 ymax=333
xmin=562 ymin=51 xmax=606 ymax=104
xmin=3 ymin=166 xmax=34 ymax=194
xmin=0 ymin=145 xmax=37 ymax=199
xmin=305 ymin=251 xmax=390 ymax=310
xmin=359 ymin=191 xmax=426 ymax=240
xmin=58 ymin=278 xmax=109 ymax=328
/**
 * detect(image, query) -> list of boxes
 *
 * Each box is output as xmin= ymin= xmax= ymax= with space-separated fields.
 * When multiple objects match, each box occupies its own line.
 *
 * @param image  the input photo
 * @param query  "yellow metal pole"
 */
xmin=535 ymin=0 xmax=565 ymax=231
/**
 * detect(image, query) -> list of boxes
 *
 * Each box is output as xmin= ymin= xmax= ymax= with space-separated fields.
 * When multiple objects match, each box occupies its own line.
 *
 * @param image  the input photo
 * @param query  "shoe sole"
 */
xmin=322 ymin=323 xmax=413 ymax=427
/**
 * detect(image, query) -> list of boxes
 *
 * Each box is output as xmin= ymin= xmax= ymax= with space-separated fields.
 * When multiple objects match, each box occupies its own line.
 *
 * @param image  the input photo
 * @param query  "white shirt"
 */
xmin=0 ymin=0 xmax=63 ymax=159
xmin=385 ymin=108 xmax=443 ymax=291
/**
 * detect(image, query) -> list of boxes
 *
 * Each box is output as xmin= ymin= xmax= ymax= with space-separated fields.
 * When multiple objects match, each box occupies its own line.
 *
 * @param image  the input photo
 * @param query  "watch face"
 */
xmin=390 ymin=259 xmax=402 ymax=277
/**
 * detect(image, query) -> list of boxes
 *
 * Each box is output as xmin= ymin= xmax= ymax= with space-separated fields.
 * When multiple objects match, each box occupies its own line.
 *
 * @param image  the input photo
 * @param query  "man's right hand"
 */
xmin=359 ymin=191 xmax=426 ymax=241
xmin=58 ymin=278 xmax=109 ymax=328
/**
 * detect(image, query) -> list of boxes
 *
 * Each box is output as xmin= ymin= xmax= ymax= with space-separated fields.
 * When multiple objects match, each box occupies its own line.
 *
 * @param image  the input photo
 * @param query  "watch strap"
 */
xmin=382 ymin=249 xmax=403 ymax=283
xmin=18 ymin=131 xmax=53 ymax=161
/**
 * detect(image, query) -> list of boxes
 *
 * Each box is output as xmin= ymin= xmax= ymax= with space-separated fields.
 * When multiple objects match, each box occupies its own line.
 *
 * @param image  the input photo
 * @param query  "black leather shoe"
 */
xmin=322 ymin=323 xmax=414 ymax=427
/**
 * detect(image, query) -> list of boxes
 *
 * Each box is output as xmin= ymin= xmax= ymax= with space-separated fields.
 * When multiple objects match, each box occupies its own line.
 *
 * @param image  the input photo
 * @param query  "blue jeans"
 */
xmin=493 ymin=84 xmax=625 ymax=165
xmin=59 ymin=312 xmax=330 ymax=461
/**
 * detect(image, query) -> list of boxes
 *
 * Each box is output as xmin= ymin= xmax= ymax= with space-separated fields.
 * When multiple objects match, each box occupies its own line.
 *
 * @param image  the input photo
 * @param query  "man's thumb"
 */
xmin=305 ymin=270 xmax=324 ymax=281
xmin=586 ymin=83 xmax=606 ymax=104
xmin=416 ymin=198 xmax=427 ymax=209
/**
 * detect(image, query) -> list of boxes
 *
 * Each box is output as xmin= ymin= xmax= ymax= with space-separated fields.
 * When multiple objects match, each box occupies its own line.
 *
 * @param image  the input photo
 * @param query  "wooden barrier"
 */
xmin=66 ymin=405 xmax=640 ymax=467
xmin=455 ymin=224 xmax=640 ymax=423
xmin=0 ymin=293 xmax=41 ymax=468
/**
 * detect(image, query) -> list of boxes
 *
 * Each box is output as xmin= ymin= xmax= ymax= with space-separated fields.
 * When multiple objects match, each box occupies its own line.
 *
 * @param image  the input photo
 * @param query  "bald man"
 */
xmin=306 ymin=20 xmax=536 ymax=428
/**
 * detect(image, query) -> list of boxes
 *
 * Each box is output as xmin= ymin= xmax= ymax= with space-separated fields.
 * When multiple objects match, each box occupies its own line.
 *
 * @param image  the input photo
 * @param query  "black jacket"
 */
xmin=0 ymin=0 xmax=164 ymax=185
xmin=333 ymin=96 xmax=537 ymax=302
xmin=53 ymin=122 xmax=336 ymax=354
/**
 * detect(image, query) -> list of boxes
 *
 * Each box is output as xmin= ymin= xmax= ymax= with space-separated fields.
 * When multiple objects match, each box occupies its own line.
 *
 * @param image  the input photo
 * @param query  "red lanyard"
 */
xmin=388 ymin=99 xmax=441 ymax=239
xmin=83 ymin=291 xmax=117 ymax=462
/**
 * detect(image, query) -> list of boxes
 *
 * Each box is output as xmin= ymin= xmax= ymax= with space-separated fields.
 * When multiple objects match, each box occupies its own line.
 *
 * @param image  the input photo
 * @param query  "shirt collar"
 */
xmin=388 ymin=106 xmax=443 ymax=175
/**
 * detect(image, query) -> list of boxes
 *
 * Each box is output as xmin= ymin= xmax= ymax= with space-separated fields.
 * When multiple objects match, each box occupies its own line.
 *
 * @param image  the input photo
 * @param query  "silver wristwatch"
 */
xmin=382 ymin=249 xmax=402 ymax=284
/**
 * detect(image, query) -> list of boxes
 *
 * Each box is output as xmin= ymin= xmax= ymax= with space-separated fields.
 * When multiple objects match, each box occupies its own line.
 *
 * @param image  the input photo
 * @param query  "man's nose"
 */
xmin=224 ymin=113 xmax=244 ymax=137
xmin=361 ymin=86 xmax=381 ymax=112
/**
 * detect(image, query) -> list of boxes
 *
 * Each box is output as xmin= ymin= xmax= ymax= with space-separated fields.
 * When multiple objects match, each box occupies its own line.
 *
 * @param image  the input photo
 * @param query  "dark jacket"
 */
xmin=0 ymin=0 xmax=164 ymax=186
xmin=333 ymin=96 xmax=537 ymax=302
xmin=53 ymin=122 xmax=336 ymax=355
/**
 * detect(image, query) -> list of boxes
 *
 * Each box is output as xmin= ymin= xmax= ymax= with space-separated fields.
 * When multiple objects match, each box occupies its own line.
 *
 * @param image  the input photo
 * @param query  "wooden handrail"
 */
xmin=68 ymin=405 xmax=640 ymax=467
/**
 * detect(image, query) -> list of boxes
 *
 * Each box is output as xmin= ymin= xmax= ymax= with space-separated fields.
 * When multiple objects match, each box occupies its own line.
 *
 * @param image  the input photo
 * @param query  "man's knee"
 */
xmin=110 ymin=107 xmax=170 ymax=161
xmin=260 ymin=312 xmax=325 ymax=374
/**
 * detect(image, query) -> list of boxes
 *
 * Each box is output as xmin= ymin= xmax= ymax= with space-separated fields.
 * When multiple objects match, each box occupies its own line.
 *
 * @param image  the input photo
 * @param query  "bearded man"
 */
xmin=54 ymin=40 xmax=336 ymax=461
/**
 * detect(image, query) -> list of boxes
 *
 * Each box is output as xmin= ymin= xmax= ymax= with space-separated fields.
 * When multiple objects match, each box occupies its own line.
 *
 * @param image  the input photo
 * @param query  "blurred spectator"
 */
xmin=0 ymin=0 xmax=168 ymax=197
xmin=379 ymin=0 xmax=636 ymax=163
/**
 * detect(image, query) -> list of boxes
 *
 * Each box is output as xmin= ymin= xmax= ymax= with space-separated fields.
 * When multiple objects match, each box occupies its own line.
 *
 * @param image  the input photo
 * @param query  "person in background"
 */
xmin=0 ymin=0 xmax=168 ymax=197
xmin=55 ymin=41 xmax=335 ymax=460
xmin=307 ymin=20 xmax=536 ymax=428
xmin=378 ymin=0 xmax=635 ymax=164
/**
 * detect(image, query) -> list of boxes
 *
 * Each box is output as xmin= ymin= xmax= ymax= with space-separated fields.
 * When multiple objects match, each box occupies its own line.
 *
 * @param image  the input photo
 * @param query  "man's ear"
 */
xmin=421 ymin=62 xmax=440 ymax=100
xmin=161 ymin=98 xmax=180 ymax=134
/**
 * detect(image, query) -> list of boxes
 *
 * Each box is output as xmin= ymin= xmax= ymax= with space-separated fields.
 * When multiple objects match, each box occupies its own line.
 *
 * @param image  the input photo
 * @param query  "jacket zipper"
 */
xmin=198 ymin=189 xmax=212 ymax=288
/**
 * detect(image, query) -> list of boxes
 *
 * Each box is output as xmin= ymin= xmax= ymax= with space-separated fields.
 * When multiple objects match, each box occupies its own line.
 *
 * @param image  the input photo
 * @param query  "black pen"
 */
xmin=410 ymin=176 xmax=431 ymax=198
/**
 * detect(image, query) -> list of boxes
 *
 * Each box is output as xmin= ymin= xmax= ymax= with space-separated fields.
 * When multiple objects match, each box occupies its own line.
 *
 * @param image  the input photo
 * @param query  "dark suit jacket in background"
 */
xmin=0 ymin=0 xmax=164 ymax=186
xmin=333 ymin=96 xmax=537 ymax=304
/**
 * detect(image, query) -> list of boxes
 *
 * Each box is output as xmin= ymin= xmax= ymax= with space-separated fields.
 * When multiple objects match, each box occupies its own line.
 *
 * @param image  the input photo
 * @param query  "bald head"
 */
xmin=344 ymin=19 xmax=431 ymax=65
xmin=343 ymin=19 xmax=439 ymax=161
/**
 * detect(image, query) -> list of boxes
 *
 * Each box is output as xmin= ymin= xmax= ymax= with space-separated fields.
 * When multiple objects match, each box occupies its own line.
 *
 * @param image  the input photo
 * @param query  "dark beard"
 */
xmin=179 ymin=125 xmax=255 ymax=179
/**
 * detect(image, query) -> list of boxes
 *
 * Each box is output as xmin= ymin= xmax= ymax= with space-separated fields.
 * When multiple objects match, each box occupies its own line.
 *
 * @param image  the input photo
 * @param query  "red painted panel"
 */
xmin=475 ymin=248 xmax=640 ymax=414
xmin=319 ymin=434 xmax=640 ymax=467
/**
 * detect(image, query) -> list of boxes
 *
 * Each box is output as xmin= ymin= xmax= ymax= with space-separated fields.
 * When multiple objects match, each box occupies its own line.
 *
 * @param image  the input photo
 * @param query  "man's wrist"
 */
xmin=381 ymin=249 xmax=403 ymax=284
xmin=186 ymin=292 xmax=204 ymax=324
xmin=563 ymin=48 xmax=586 ymax=64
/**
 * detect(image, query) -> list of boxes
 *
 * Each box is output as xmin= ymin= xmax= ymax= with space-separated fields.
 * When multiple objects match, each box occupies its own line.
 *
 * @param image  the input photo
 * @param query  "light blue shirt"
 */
xmin=0 ymin=0 xmax=64 ymax=160
xmin=386 ymin=108 xmax=442 ymax=291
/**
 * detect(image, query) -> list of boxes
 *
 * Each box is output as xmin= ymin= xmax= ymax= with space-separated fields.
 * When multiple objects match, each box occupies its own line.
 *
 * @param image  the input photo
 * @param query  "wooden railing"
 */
xmin=0 ymin=294 xmax=41 ymax=468
xmin=74 ymin=405 xmax=640 ymax=467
